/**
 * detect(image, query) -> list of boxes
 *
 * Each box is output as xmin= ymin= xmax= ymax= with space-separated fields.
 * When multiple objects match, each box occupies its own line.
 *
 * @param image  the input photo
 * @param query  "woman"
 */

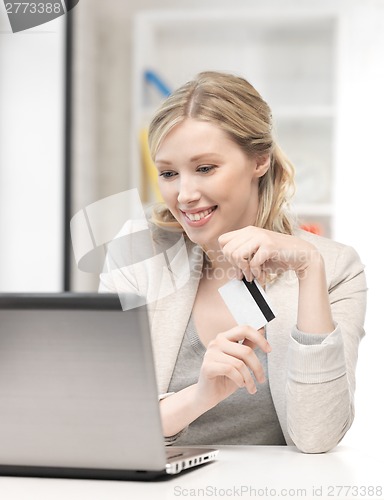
xmin=100 ymin=71 xmax=366 ymax=453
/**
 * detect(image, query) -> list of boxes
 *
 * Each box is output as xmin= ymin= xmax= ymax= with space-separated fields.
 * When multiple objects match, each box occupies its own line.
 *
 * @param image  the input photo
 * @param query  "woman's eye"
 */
xmin=159 ymin=171 xmax=177 ymax=179
xmin=197 ymin=165 xmax=215 ymax=174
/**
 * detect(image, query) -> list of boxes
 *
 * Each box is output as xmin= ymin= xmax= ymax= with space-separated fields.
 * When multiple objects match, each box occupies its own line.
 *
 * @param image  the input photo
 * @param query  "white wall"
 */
xmin=333 ymin=0 xmax=384 ymax=453
xmin=0 ymin=10 xmax=65 ymax=292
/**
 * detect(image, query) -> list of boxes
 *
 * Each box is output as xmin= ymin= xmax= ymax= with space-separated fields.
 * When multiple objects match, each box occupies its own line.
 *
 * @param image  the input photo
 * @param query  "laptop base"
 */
xmin=0 ymin=464 xmax=173 ymax=482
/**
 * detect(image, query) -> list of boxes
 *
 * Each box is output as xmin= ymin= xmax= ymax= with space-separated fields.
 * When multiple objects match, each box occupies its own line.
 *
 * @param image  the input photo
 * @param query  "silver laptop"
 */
xmin=0 ymin=293 xmax=218 ymax=480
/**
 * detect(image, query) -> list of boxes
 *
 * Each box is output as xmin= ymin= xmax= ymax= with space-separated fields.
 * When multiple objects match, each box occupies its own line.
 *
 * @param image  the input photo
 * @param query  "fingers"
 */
xmin=203 ymin=354 xmax=258 ymax=394
xmin=242 ymin=326 xmax=265 ymax=348
xmin=204 ymin=326 xmax=271 ymax=394
xmin=219 ymin=227 xmax=316 ymax=281
xmin=248 ymin=245 xmax=280 ymax=281
xmin=218 ymin=229 xmax=268 ymax=282
xmin=218 ymin=325 xmax=271 ymax=353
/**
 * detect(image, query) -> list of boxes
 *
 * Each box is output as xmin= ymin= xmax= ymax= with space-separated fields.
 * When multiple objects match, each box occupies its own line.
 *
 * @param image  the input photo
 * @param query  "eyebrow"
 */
xmin=190 ymin=153 xmax=223 ymax=163
xmin=155 ymin=159 xmax=172 ymax=166
xmin=155 ymin=153 xmax=224 ymax=166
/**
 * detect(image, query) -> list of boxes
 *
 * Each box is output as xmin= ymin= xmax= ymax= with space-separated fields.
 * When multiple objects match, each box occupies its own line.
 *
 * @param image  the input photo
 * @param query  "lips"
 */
xmin=182 ymin=206 xmax=217 ymax=222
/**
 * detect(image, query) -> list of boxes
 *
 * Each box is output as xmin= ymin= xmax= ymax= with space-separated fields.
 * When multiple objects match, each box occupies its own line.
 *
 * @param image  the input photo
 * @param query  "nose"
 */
xmin=177 ymin=175 xmax=201 ymax=205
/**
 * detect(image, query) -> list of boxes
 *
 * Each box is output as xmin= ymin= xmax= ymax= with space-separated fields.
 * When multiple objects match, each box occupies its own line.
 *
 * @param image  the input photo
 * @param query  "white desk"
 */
xmin=1 ymin=446 xmax=384 ymax=500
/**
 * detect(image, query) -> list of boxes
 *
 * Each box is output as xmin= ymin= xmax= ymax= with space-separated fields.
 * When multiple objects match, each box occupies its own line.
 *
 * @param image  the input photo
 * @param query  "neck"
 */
xmin=203 ymin=246 xmax=225 ymax=269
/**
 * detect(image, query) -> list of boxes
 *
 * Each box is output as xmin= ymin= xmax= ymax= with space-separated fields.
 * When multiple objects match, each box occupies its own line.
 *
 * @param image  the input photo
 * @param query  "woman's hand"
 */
xmin=160 ymin=324 xmax=270 ymax=438
xmin=196 ymin=325 xmax=271 ymax=410
xmin=218 ymin=226 xmax=334 ymax=335
xmin=218 ymin=226 xmax=319 ymax=283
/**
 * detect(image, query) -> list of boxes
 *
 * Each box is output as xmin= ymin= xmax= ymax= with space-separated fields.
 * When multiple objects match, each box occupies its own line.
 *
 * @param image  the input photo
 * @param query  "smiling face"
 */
xmin=155 ymin=119 xmax=269 ymax=251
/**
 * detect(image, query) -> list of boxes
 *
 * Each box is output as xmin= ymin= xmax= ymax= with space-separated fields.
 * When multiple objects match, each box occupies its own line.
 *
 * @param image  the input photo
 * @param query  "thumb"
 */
xmin=242 ymin=326 xmax=266 ymax=351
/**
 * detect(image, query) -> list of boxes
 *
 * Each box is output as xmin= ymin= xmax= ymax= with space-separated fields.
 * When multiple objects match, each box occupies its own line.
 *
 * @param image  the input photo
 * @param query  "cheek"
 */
xmin=159 ymin=182 xmax=176 ymax=204
xmin=158 ymin=184 xmax=183 ymax=222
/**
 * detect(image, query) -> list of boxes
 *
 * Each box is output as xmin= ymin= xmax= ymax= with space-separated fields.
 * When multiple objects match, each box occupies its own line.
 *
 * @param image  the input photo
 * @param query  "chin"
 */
xmin=184 ymin=231 xmax=218 ymax=249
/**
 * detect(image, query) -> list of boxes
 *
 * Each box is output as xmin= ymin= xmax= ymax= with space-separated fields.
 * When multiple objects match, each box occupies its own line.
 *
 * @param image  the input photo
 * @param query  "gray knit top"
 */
xmin=167 ymin=315 xmax=287 ymax=446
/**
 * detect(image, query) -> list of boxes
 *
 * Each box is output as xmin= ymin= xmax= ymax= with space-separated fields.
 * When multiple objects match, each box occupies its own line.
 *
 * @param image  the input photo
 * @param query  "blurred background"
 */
xmin=1 ymin=0 xmax=383 ymax=454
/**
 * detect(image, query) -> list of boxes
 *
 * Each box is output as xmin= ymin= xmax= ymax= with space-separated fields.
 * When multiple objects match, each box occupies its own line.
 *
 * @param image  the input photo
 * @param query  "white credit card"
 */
xmin=218 ymin=278 xmax=276 ymax=330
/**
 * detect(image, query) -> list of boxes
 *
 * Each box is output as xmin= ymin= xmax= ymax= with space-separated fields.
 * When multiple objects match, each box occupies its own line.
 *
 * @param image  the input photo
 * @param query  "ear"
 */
xmin=252 ymin=154 xmax=270 ymax=179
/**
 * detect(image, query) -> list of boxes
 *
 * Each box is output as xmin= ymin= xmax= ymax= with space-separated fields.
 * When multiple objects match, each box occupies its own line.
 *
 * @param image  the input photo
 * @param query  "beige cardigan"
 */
xmin=99 ymin=224 xmax=366 ymax=453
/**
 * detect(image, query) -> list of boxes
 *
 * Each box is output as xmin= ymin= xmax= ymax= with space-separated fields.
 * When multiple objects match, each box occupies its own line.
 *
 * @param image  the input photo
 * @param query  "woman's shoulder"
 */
xmin=295 ymin=227 xmax=357 ymax=253
xmin=294 ymin=228 xmax=365 ymax=283
xmin=146 ymin=219 xmax=199 ymax=258
xmin=295 ymin=227 xmax=346 ymax=250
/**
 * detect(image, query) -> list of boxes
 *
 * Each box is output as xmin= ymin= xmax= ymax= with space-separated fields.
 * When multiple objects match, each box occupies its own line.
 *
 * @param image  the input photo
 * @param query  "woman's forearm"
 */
xmin=296 ymin=252 xmax=334 ymax=334
xmin=160 ymin=384 xmax=213 ymax=438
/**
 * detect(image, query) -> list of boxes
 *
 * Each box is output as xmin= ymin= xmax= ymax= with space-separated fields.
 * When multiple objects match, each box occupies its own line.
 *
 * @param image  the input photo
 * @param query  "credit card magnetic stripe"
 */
xmin=242 ymin=278 xmax=275 ymax=323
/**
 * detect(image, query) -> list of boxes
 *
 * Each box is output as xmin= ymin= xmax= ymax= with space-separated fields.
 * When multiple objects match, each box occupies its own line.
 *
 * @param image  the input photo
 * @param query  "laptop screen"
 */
xmin=0 ymin=293 xmax=167 ymax=474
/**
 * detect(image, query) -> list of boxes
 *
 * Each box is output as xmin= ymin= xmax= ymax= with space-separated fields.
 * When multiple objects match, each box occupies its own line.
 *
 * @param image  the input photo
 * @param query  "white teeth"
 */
xmin=185 ymin=208 xmax=214 ymax=221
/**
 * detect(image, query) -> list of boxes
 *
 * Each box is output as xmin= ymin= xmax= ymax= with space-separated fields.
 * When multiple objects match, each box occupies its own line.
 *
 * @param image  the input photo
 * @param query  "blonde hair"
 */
xmin=148 ymin=71 xmax=296 ymax=235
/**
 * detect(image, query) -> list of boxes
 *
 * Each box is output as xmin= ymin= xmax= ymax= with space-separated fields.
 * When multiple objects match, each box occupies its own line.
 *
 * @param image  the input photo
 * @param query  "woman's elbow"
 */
xmin=291 ymin=420 xmax=351 ymax=454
